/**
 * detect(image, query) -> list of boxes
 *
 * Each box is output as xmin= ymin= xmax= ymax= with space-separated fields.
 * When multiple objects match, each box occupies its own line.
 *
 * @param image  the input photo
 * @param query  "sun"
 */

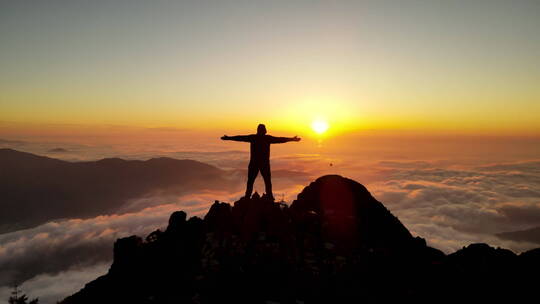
xmin=311 ymin=119 xmax=329 ymax=135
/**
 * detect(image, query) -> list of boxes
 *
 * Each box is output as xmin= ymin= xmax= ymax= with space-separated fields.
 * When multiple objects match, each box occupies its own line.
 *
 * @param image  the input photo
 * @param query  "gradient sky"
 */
xmin=2 ymin=3 xmax=540 ymax=301
xmin=1 ymin=0 xmax=540 ymax=135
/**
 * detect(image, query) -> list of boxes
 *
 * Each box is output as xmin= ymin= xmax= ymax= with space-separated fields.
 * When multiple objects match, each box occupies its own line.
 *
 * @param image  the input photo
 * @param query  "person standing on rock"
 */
xmin=221 ymin=124 xmax=301 ymax=200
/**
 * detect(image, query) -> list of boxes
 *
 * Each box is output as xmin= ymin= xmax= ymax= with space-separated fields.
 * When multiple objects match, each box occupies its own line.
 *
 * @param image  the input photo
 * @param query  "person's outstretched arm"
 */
xmin=221 ymin=135 xmax=253 ymax=142
xmin=269 ymin=135 xmax=301 ymax=144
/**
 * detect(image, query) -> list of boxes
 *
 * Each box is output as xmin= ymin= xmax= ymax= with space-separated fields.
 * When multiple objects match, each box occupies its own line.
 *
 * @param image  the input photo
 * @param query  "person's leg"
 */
xmin=245 ymin=162 xmax=259 ymax=199
xmin=260 ymin=162 xmax=273 ymax=199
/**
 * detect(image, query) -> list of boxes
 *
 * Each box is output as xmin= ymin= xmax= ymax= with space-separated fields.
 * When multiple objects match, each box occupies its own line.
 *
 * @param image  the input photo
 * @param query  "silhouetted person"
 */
xmin=221 ymin=124 xmax=301 ymax=200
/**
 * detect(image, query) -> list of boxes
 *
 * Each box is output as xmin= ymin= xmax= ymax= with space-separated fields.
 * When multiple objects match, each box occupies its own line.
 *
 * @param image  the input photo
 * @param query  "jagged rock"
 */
xmin=61 ymin=175 xmax=540 ymax=304
xmin=204 ymin=201 xmax=233 ymax=234
xmin=145 ymin=229 xmax=162 ymax=243
xmin=110 ymin=235 xmax=143 ymax=274
xmin=232 ymin=194 xmax=290 ymax=241
xmin=448 ymin=243 xmax=517 ymax=262
xmin=165 ymin=210 xmax=187 ymax=234
xmin=446 ymin=243 xmax=517 ymax=277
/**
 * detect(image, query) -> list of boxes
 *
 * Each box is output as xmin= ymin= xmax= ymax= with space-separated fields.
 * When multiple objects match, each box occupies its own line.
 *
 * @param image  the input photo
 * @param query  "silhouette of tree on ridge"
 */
xmin=8 ymin=285 xmax=39 ymax=304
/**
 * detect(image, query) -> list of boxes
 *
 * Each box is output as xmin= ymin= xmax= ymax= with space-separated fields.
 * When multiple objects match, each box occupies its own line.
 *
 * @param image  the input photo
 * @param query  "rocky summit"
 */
xmin=62 ymin=175 xmax=539 ymax=304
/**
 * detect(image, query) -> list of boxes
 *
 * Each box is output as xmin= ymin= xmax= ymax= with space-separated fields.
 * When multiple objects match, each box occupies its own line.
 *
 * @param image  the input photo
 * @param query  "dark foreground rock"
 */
xmin=61 ymin=175 xmax=539 ymax=304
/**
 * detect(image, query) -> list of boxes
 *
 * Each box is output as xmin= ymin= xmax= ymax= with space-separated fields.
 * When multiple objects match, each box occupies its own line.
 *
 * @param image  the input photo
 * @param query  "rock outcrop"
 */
xmin=61 ymin=175 xmax=539 ymax=304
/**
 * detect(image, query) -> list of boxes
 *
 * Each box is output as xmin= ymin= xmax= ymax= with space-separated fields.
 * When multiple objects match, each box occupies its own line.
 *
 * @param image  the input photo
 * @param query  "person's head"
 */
xmin=257 ymin=124 xmax=267 ymax=135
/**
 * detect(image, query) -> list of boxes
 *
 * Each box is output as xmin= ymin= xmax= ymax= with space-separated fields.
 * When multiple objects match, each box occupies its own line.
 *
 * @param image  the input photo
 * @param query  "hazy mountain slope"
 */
xmin=497 ymin=226 xmax=540 ymax=244
xmin=0 ymin=149 xmax=235 ymax=233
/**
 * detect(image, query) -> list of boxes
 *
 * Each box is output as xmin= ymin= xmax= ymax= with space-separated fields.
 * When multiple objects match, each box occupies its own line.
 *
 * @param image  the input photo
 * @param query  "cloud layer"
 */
xmin=0 ymin=263 xmax=109 ymax=304
xmin=367 ymin=160 xmax=540 ymax=253
xmin=1 ymin=138 xmax=540 ymax=303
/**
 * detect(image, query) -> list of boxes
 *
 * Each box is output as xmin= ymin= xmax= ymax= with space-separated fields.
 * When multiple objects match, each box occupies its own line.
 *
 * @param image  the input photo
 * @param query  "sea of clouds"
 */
xmin=1 ymin=135 xmax=539 ymax=303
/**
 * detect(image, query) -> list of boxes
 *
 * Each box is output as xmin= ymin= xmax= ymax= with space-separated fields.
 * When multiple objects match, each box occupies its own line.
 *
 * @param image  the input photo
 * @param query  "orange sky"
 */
xmin=1 ymin=1 xmax=540 ymax=138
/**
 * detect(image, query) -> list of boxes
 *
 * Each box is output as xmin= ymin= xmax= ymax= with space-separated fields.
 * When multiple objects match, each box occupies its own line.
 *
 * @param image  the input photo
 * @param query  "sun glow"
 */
xmin=311 ymin=119 xmax=329 ymax=135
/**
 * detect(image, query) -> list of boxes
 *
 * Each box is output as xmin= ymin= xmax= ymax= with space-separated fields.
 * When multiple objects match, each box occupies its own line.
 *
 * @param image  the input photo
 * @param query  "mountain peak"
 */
xmin=0 ymin=149 xmax=232 ymax=234
xmin=291 ymin=174 xmax=413 ymax=249
xmin=62 ymin=175 xmax=454 ymax=304
xmin=59 ymin=175 xmax=540 ymax=304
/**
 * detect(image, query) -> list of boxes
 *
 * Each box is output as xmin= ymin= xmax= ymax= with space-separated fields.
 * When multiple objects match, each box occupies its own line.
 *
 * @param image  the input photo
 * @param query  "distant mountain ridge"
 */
xmin=61 ymin=175 xmax=540 ymax=304
xmin=0 ymin=149 xmax=235 ymax=234
xmin=497 ymin=226 xmax=540 ymax=245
